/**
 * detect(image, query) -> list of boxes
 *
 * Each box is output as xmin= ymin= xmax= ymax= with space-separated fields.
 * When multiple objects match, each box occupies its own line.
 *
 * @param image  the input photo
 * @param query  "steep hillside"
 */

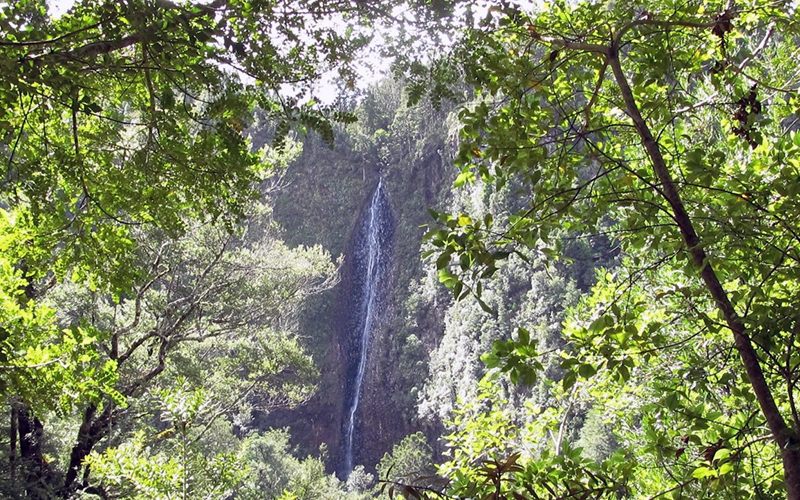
xmin=261 ymin=77 xmax=619 ymax=480
xmin=264 ymin=79 xmax=456 ymax=475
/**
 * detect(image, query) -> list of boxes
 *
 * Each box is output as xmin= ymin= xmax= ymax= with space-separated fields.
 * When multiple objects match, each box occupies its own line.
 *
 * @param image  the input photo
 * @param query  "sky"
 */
xmin=44 ymin=0 xmax=800 ymax=103
xmin=48 ymin=0 xmax=73 ymax=18
xmin=45 ymin=0 xmax=390 ymax=104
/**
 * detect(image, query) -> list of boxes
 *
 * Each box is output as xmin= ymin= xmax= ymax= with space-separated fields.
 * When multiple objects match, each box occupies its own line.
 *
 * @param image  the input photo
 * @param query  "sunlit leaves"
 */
xmin=418 ymin=0 xmax=800 ymax=498
xmin=481 ymin=328 xmax=542 ymax=386
xmin=0 ymin=212 xmax=124 ymax=413
xmin=87 ymin=410 xmax=248 ymax=500
xmin=442 ymin=378 xmax=624 ymax=500
xmin=0 ymin=0 xmax=382 ymax=412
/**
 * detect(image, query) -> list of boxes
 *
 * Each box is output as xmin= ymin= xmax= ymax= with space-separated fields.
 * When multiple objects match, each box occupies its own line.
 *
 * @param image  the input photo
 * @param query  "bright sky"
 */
xmin=48 ymin=0 xmax=73 ymax=18
xmin=46 ymin=0 xmax=389 ymax=104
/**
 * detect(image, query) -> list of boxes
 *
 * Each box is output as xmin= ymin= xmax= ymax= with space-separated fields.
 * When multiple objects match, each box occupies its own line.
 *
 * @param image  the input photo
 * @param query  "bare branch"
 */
xmin=25 ymin=35 xmax=142 ymax=66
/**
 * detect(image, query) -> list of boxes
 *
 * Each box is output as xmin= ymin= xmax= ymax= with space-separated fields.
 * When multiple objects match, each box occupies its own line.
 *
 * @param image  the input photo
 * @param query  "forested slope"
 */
xmin=265 ymin=75 xmax=619 ymax=477
xmin=265 ymin=79 xmax=456 ymax=473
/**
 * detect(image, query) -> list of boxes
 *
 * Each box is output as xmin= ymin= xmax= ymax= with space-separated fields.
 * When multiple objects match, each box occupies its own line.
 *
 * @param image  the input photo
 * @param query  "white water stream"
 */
xmin=343 ymin=178 xmax=390 ymax=477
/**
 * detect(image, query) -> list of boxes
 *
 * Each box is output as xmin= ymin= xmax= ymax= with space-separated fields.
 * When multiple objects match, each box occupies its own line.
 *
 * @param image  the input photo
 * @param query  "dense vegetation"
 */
xmin=417 ymin=1 xmax=800 ymax=499
xmin=2 ymin=0 xmax=800 ymax=499
xmin=0 ymin=0 xmax=447 ymax=497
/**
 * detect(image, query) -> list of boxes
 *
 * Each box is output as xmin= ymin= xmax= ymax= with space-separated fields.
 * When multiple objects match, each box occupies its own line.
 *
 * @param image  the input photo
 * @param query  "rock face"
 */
xmin=263 ymin=80 xmax=455 ymax=475
xmin=340 ymin=178 xmax=393 ymax=478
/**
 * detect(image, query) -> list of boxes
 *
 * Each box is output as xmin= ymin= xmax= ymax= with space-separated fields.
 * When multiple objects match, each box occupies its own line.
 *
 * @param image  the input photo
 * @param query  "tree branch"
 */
xmin=24 ymin=35 xmax=142 ymax=66
xmin=607 ymin=41 xmax=800 ymax=500
xmin=0 ymin=19 xmax=107 ymax=48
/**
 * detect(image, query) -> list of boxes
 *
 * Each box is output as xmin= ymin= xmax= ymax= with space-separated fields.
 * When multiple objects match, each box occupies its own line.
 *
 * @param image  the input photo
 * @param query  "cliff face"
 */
xmin=262 ymin=80 xmax=455 ymax=475
xmin=348 ymin=143 xmax=450 ymax=473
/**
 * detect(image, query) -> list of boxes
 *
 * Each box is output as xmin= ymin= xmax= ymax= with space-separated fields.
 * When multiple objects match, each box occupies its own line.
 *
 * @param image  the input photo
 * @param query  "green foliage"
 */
xmin=239 ymin=429 xmax=300 ymax=499
xmin=239 ymin=429 xmax=371 ymax=500
xmin=0 ymin=0 xmax=456 ymax=412
xmin=86 ymin=387 xmax=248 ymax=500
xmin=575 ymin=409 xmax=618 ymax=463
xmin=0 ymin=216 xmax=122 ymax=414
xmin=433 ymin=375 xmax=624 ymax=500
xmin=0 ymin=0 xmax=467 ymax=496
xmin=394 ymin=335 xmax=429 ymax=421
xmin=377 ymin=432 xmax=435 ymax=485
xmin=419 ymin=216 xmax=607 ymax=426
xmin=1 ymin=211 xmax=339 ymax=495
xmin=408 ymin=0 xmax=800 ymax=498
xmin=346 ymin=466 xmax=376 ymax=499
xmin=86 ymin=403 xmax=374 ymax=500
xmin=482 ymin=327 xmax=542 ymax=387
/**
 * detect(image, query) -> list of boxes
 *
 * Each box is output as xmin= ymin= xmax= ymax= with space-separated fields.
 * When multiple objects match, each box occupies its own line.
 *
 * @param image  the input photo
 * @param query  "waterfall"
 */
xmin=343 ymin=178 xmax=392 ymax=478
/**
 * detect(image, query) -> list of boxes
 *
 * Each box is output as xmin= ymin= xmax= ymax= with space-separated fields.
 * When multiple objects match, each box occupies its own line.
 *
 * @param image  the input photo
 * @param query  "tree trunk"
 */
xmin=60 ymin=404 xmax=115 ymax=498
xmin=17 ymin=406 xmax=50 ymax=500
xmin=9 ymin=406 xmax=17 ymax=483
xmin=608 ymin=49 xmax=800 ymax=500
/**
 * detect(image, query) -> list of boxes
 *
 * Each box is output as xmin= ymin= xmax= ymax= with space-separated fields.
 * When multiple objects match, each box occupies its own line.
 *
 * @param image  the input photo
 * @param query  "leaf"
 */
xmin=692 ymin=466 xmax=717 ymax=479
xmin=436 ymin=252 xmax=451 ymax=270
xmin=713 ymin=448 xmax=731 ymax=462
xmin=617 ymin=363 xmax=630 ymax=382
xmin=562 ymin=370 xmax=577 ymax=390
xmin=517 ymin=327 xmax=530 ymax=345
xmin=438 ymin=269 xmax=458 ymax=288
xmin=455 ymin=171 xmax=476 ymax=188
xmin=578 ymin=363 xmax=596 ymax=378
xmin=476 ymin=296 xmax=496 ymax=316
xmin=481 ymin=352 xmax=500 ymax=368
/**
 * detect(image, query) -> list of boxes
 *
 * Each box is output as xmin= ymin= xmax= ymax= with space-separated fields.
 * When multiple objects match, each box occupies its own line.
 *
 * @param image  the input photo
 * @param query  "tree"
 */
xmin=1 ymin=115 xmax=335 ymax=497
xmin=0 ymin=0 xmax=458 ymax=496
xmin=87 ymin=418 xmax=376 ymax=500
xmin=1 ymin=0 xmax=356 ymax=287
xmin=3 ymin=210 xmax=338 ymax=497
xmin=84 ymin=385 xmax=250 ymax=500
xmin=421 ymin=0 xmax=800 ymax=498
xmin=0 ymin=0 xmax=462 ymax=405
xmin=377 ymin=432 xmax=435 ymax=483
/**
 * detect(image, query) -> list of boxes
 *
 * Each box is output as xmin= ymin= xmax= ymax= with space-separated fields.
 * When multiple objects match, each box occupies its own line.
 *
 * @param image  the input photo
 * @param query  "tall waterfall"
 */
xmin=343 ymin=178 xmax=392 ymax=478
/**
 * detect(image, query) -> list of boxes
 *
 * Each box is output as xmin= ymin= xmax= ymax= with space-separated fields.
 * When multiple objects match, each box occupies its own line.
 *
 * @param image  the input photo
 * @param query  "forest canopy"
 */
xmin=0 ymin=0 xmax=448 ymax=496
xmin=417 ymin=1 xmax=800 ymax=499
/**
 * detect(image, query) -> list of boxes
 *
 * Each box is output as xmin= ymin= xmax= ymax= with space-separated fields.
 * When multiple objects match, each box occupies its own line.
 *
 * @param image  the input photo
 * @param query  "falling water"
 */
xmin=343 ymin=178 xmax=392 ymax=478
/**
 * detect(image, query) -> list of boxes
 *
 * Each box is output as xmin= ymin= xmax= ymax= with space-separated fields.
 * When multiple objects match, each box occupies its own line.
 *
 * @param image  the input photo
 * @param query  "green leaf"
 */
xmin=454 ymin=171 xmax=476 ymax=188
xmin=578 ymin=363 xmax=596 ymax=379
